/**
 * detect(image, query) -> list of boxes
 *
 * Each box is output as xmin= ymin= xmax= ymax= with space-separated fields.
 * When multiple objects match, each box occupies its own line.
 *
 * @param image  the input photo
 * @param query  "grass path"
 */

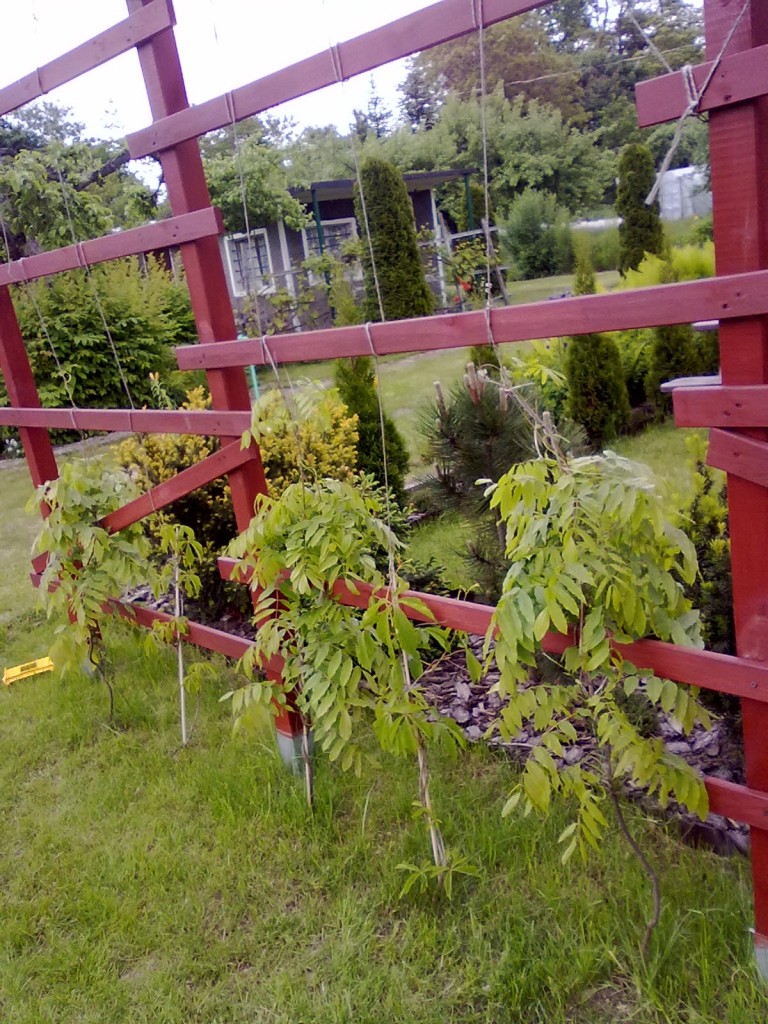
xmin=1 ymin=612 xmax=766 ymax=1023
xmin=0 ymin=462 xmax=40 ymax=623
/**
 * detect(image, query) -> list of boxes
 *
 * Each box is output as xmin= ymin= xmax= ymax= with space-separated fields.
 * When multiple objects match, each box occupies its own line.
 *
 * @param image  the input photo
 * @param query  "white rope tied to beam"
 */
xmin=329 ymin=43 xmax=344 ymax=84
xmin=642 ymin=0 xmax=751 ymax=206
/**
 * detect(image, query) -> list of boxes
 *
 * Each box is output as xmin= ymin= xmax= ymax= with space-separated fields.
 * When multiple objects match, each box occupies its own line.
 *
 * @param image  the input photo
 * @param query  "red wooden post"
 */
xmin=125 ymin=0 xmax=303 ymax=759
xmin=704 ymin=0 xmax=768 ymax=978
xmin=0 ymin=287 xmax=58 ymax=491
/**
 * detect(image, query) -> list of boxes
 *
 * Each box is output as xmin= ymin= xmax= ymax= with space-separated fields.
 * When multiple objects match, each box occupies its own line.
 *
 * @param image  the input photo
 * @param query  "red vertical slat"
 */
xmin=125 ymin=0 xmax=301 ymax=743
xmin=0 ymin=287 xmax=58 ymax=490
xmin=704 ymin=0 xmax=768 ymax=972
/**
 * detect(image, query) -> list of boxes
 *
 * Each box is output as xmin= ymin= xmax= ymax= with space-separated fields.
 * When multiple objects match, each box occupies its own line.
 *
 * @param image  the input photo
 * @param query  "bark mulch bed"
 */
xmin=420 ymin=637 xmax=749 ymax=856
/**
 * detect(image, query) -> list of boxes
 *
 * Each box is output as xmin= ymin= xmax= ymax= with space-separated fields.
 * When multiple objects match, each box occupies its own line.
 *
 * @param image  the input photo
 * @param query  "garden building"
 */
xmin=220 ymin=168 xmax=476 ymax=326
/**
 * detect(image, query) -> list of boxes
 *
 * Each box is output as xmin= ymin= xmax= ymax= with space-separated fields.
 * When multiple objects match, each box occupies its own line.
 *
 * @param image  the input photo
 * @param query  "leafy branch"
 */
xmin=484 ymin=446 xmax=710 ymax=952
xmin=29 ymin=460 xmax=151 ymax=721
xmin=226 ymin=475 xmax=468 ymax=883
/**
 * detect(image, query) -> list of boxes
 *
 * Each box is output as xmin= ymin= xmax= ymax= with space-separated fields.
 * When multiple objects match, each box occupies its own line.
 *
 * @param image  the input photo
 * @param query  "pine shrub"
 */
xmin=354 ymin=157 xmax=434 ymax=322
xmin=616 ymin=144 xmax=665 ymax=275
xmin=420 ymin=364 xmax=538 ymax=600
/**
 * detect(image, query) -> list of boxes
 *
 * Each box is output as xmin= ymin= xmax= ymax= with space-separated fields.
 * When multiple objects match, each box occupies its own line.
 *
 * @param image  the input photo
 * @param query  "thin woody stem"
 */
xmin=606 ymin=754 xmax=661 ymax=957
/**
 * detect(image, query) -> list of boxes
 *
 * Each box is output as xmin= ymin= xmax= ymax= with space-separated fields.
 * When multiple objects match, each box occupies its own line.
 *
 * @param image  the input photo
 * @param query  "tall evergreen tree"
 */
xmin=334 ymin=357 xmax=409 ymax=507
xmin=566 ymin=241 xmax=630 ymax=447
xmin=616 ymin=143 xmax=665 ymax=275
xmin=354 ymin=157 xmax=434 ymax=322
xmin=399 ymin=59 xmax=442 ymax=131
xmin=645 ymin=261 xmax=701 ymax=414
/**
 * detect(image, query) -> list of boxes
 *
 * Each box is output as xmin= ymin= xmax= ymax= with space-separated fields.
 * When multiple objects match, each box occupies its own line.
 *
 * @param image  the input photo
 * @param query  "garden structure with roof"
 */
xmin=2 ymin=0 xmax=768 ymax=1017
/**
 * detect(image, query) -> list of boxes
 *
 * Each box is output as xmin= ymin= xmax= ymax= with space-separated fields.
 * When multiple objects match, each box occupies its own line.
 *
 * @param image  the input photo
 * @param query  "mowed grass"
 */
xmin=0 ymin=461 xmax=40 ymax=623
xmin=613 ymin=423 xmax=711 ymax=512
xmin=1 ymin=612 xmax=768 ymax=1024
xmin=2 ymin=308 xmax=761 ymax=1022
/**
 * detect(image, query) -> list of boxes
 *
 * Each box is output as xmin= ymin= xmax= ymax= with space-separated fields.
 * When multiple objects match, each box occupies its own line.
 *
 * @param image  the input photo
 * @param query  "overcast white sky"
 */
xmin=2 ymin=0 xmax=434 ymax=140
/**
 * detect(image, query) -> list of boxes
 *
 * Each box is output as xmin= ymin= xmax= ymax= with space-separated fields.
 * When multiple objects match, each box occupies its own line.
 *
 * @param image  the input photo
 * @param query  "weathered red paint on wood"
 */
xmin=127 ymin=0 xmax=550 ymax=157
xmin=126 ymin=0 xmax=269 ymax=531
xmin=635 ymin=42 xmax=768 ymax=127
xmin=126 ymin=603 xmax=263 ymax=662
xmin=0 ymin=0 xmax=175 ymax=116
xmin=704 ymin=0 xmax=768 ymax=953
xmin=218 ymin=557 xmax=768 ymax=705
xmin=674 ymin=385 xmax=768 ymax=427
xmin=707 ymin=428 xmax=768 ymax=487
xmin=99 ymin=441 xmax=256 ymax=534
xmin=706 ymin=777 xmax=768 ymax=833
xmin=176 ymin=270 xmax=768 ymax=372
xmin=0 ymin=287 xmax=58 ymax=490
xmin=0 ymin=208 xmax=222 ymax=287
xmin=0 ymin=406 xmax=251 ymax=435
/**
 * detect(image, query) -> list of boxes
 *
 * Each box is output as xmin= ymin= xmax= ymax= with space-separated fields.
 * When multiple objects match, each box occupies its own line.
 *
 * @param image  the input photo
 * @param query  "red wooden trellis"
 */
xmin=1 ymin=0 xmax=767 ymax=974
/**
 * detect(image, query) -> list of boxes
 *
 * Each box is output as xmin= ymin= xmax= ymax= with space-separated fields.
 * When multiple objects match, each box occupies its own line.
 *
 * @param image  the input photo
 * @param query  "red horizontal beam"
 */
xmin=217 ymin=558 xmax=768 ymax=704
xmin=123 ymin=602 xmax=255 ymax=661
xmin=127 ymin=0 xmax=547 ymax=157
xmin=0 ymin=0 xmax=175 ymax=116
xmin=705 ymin=777 xmax=768 ymax=834
xmin=674 ymin=386 xmax=768 ymax=428
xmin=636 ymin=43 xmax=768 ymax=127
xmin=99 ymin=441 xmax=255 ymax=533
xmin=707 ymin=428 xmax=768 ymax=487
xmin=27 ymin=572 xmax=276 ymax=667
xmin=0 ymin=208 xmax=223 ymax=287
xmin=177 ymin=270 xmax=768 ymax=371
xmin=0 ymin=406 xmax=250 ymax=435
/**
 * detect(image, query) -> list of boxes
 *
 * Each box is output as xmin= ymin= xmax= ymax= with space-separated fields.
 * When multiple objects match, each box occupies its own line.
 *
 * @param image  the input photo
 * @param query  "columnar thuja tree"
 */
xmin=334 ymin=356 xmax=410 ymax=506
xmin=566 ymin=242 xmax=630 ymax=447
xmin=354 ymin=156 xmax=434 ymax=322
xmin=616 ymin=143 xmax=665 ymax=276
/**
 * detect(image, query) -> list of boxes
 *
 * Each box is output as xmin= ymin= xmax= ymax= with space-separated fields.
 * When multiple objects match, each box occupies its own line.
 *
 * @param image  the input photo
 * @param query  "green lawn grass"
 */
xmin=1 ymin=611 xmax=767 ymax=1024
xmin=0 ymin=461 xmax=40 ymax=623
xmin=255 ymin=269 xmax=621 ymax=473
xmin=612 ymin=423 xmax=710 ymax=511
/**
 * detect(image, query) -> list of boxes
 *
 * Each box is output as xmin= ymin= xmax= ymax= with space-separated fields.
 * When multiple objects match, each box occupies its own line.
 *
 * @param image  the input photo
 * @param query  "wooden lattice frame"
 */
xmin=1 ymin=0 xmax=768 ymax=971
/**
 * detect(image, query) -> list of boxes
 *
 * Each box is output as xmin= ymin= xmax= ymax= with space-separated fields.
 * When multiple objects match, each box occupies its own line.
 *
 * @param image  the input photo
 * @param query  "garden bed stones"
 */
xmin=419 ymin=637 xmax=749 ymax=856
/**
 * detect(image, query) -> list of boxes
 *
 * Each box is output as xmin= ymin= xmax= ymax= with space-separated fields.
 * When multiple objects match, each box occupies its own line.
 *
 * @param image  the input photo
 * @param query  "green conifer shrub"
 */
xmin=354 ymin=157 xmax=434 ymax=322
xmin=616 ymin=144 xmax=665 ymax=275
xmin=565 ymin=244 xmax=630 ymax=446
xmin=645 ymin=263 xmax=701 ymax=414
xmin=334 ymin=357 xmax=409 ymax=507
xmin=117 ymin=386 xmax=360 ymax=619
xmin=419 ymin=364 xmax=539 ymax=600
